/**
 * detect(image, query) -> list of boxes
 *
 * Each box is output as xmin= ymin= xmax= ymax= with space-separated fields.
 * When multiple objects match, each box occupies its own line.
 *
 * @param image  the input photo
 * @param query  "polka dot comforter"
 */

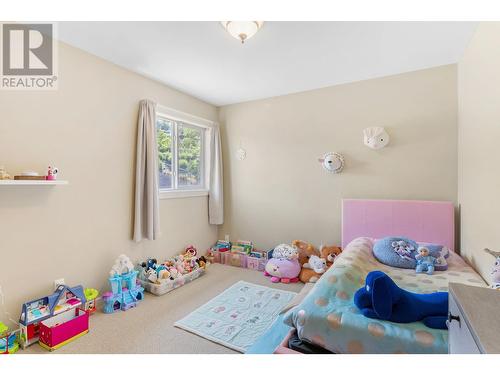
xmin=282 ymin=237 xmax=486 ymax=354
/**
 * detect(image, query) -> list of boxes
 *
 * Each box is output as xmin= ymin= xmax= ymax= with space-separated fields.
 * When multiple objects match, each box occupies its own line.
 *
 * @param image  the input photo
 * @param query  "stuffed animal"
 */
xmin=354 ymin=271 xmax=448 ymax=329
xmin=293 ymin=240 xmax=321 ymax=283
xmin=303 ymin=255 xmax=327 ymax=274
xmin=415 ymin=246 xmax=437 ymax=275
xmin=320 ymin=245 xmax=342 ymax=266
xmin=169 ymin=267 xmax=180 ymax=279
xmin=196 ymin=256 xmax=208 ymax=269
xmin=295 ymin=241 xmax=342 ymax=283
xmin=146 ymin=268 xmax=158 ymax=283
xmin=141 ymin=258 xmax=158 ymax=272
xmin=272 ymin=243 xmax=299 ymax=260
xmin=184 ymin=245 xmax=197 ymax=260
xmin=264 ymin=258 xmax=301 ymax=283
xmin=292 ymin=240 xmax=318 ymax=264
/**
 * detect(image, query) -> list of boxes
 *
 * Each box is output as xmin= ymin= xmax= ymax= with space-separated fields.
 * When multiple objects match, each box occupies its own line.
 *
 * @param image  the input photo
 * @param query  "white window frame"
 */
xmin=156 ymin=105 xmax=212 ymax=199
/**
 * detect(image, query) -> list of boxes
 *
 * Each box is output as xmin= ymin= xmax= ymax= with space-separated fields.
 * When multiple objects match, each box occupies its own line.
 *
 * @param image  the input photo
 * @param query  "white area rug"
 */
xmin=174 ymin=280 xmax=297 ymax=352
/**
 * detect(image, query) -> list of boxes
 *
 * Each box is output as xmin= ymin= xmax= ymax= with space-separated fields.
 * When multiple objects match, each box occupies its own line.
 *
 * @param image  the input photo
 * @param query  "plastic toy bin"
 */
xmin=39 ymin=308 xmax=89 ymax=351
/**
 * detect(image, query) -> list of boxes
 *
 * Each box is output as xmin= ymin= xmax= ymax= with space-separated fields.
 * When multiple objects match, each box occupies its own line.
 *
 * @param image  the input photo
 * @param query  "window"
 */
xmin=156 ymin=108 xmax=208 ymax=198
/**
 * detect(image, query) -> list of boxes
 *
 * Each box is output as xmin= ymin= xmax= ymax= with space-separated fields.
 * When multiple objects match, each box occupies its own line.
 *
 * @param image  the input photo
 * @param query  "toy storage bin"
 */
xmin=38 ymin=308 xmax=89 ymax=351
xmin=213 ymin=251 xmax=221 ymax=263
xmin=221 ymin=252 xmax=232 ymax=265
xmin=140 ymin=267 xmax=205 ymax=296
xmin=247 ymin=257 xmax=260 ymax=270
xmin=258 ymin=259 xmax=267 ymax=271
xmin=229 ymin=253 xmax=247 ymax=267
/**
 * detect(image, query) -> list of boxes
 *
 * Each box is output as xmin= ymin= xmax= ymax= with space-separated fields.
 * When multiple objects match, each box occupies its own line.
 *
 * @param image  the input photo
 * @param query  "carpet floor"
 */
xmin=23 ymin=264 xmax=304 ymax=354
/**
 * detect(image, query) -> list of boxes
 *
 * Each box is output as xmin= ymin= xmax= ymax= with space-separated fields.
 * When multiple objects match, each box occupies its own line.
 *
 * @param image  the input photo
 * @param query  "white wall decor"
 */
xmin=318 ymin=152 xmax=345 ymax=173
xmin=363 ymin=126 xmax=390 ymax=149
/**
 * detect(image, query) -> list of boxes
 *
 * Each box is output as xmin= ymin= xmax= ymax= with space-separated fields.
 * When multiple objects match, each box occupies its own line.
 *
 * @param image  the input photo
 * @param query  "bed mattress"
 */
xmin=283 ymin=237 xmax=486 ymax=354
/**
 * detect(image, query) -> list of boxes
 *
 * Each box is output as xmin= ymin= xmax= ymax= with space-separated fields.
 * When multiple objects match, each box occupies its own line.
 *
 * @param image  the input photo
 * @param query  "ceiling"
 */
xmin=58 ymin=22 xmax=477 ymax=106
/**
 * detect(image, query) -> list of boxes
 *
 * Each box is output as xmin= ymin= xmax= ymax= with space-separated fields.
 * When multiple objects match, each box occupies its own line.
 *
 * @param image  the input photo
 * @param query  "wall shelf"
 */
xmin=0 ymin=180 xmax=68 ymax=186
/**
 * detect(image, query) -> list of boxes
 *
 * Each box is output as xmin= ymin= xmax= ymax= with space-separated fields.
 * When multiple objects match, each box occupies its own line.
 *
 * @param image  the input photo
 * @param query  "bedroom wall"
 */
xmin=0 ymin=42 xmax=218 ymax=317
xmin=218 ymin=65 xmax=458 ymax=250
xmin=458 ymin=22 xmax=500 ymax=284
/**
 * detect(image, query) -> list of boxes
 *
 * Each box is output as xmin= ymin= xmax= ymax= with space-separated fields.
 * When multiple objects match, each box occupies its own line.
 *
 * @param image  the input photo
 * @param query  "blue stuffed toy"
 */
xmin=354 ymin=271 xmax=448 ymax=329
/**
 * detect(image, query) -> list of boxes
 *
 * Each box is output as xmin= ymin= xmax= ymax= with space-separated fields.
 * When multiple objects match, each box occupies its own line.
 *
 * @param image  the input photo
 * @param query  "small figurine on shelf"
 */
xmin=84 ymin=289 xmax=99 ymax=314
xmin=46 ymin=166 xmax=59 ymax=181
xmin=0 ymin=166 xmax=11 ymax=180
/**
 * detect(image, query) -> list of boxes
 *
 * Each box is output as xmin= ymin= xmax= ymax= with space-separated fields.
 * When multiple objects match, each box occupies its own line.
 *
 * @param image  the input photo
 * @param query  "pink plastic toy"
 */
xmin=264 ymin=258 xmax=301 ymax=283
xmin=46 ymin=166 xmax=59 ymax=181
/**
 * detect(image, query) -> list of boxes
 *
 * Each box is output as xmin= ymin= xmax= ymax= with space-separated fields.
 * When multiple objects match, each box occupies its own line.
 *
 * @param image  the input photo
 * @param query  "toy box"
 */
xmin=38 ymin=308 xmax=89 ymax=351
xmin=229 ymin=253 xmax=247 ymax=268
xmin=246 ymin=257 xmax=260 ymax=270
xmin=140 ymin=267 xmax=205 ymax=296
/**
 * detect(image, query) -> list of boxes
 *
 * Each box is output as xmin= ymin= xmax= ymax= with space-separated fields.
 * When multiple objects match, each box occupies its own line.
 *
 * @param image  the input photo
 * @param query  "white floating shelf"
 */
xmin=0 ymin=180 xmax=68 ymax=186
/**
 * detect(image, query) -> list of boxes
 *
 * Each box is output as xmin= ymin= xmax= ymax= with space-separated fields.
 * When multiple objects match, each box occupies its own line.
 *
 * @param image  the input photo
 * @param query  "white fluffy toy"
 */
xmin=109 ymin=254 xmax=135 ymax=277
xmin=304 ymin=255 xmax=327 ymax=274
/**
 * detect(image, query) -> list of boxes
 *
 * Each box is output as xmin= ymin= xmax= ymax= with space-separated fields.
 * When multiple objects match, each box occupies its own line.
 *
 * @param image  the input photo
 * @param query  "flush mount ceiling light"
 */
xmin=220 ymin=21 xmax=264 ymax=43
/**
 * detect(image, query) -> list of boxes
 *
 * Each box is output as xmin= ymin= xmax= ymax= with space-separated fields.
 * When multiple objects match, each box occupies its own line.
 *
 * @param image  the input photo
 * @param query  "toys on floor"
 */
xmin=19 ymin=284 xmax=88 ymax=350
xmin=264 ymin=244 xmax=300 ymax=283
xmin=84 ymin=288 xmax=99 ymax=314
xmin=415 ymin=246 xmax=436 ymax=275
xmin=0 ymin=322 xmax=19 ymax=354
xmin=103 ymin=254 xmax=144 ymax=314
xmin=137 ymin=247 xmax=206 ymax=296
xmin=294 ymin=240 xmax=342 ymax=283
xmin=303 ymin=255 xmax=327 ymax=274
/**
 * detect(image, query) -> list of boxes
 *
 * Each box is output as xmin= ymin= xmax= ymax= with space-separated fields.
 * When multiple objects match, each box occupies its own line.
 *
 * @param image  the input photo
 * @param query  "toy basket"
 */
xmin=140 ymin=267 xmax=205 ymax=296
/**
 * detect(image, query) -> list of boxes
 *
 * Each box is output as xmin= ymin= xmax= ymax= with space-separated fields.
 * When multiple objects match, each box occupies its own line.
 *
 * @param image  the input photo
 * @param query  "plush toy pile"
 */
xmin=137 ymin=245 xmax=208 ymax=285
xmin=263 ymin=241 xmax=342 ymax=284
xmin=293 ymin=240 xmax=342 ymax=283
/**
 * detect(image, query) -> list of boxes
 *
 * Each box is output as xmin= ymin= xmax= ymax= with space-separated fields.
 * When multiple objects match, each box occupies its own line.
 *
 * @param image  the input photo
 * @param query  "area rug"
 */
xmin=174 ymin=280 xmax=297 ymax=352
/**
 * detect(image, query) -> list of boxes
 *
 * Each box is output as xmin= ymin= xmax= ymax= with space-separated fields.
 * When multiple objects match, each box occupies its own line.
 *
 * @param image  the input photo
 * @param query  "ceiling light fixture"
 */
xmin=220 ymin=21 xmax=264 ymax=44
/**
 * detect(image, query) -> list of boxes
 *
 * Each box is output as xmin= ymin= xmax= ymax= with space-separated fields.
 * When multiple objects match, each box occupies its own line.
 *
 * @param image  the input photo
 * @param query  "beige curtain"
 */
xmin=133 ymin=99 xmax=161 ymax=241
xmin=208 ymin=123 xmax=224 ymax=225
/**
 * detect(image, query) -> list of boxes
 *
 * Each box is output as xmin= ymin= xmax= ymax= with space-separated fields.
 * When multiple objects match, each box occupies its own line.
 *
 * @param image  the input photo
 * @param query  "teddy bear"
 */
xmin=304 ymin=255 xmax=327 ymax=273
xmin=320 ymin=245 xmax=342 ymax=266
xmin=292 ymin=240 xmax=322 ymax=283
xmin=296 ymin=242 xmax=342 ymax=283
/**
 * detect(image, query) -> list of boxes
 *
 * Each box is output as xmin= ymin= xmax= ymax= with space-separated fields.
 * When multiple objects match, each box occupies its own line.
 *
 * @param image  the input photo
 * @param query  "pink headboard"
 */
xmin=342 ymin=199 xmax=455 ymax=250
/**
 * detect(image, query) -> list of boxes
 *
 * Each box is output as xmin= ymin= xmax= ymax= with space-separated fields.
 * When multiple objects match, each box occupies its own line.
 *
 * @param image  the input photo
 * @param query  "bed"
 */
xmin=277 ymin=199 xmax=486 ymax=354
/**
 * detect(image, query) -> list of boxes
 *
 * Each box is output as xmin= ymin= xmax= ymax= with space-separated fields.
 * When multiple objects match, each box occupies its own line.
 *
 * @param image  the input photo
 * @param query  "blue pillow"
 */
xmin=373 ymin=237 xmax=418 ymax=269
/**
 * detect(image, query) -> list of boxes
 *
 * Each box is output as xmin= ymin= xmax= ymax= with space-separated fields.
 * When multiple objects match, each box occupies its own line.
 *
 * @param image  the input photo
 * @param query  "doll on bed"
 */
xmin=415 ymin=246 xmax=437 ymax=275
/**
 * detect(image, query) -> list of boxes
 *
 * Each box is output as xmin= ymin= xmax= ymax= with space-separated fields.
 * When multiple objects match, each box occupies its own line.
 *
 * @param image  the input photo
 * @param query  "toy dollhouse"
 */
xmin=102 ymin=254 xmax=144 ymax=313
xmin=103 ymin=270 xmax=144 ymax=313
xmin=19 ymin=284 xmax=88 ymax=350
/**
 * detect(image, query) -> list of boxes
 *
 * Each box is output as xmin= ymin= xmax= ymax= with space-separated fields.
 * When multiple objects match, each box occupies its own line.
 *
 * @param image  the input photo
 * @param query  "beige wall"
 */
xmin=458 ymin=22 xmax=500 ymax=284
xmin=218 ymin=65 xmax=458 ymax=250
xmin=0 ymin=42 xmax=218 ymax=317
